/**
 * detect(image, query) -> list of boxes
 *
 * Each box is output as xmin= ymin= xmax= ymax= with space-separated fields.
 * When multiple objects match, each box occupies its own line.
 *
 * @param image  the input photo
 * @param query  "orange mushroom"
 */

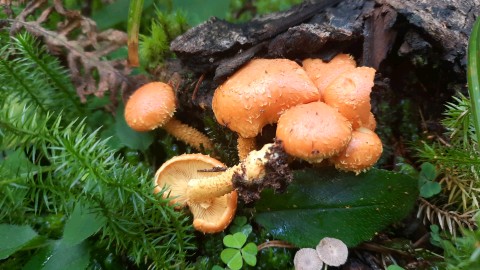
xmin=322 ymin=67 xmax=376 ymax=129
xmin=125 ymin=82 xmax=213 ymax=151
xmin=276 ymin=101 xmax=352 ymax=163
xmin=330 ymin=127 xmax=383 ymax=174
xmin=212 ymin=58 xmax=320 ymax=159
xmin=302 ymin=53 xmax=357 ymax=97
xmin=154 ymin=153 xmax=237 ymax=233
xmin=186 ymin=142 xmax=291 ymax=203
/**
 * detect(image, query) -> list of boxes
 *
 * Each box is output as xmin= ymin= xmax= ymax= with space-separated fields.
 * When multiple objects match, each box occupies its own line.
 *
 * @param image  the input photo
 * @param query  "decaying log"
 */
xmin=171 ymin=0 xmax=479 ymax=80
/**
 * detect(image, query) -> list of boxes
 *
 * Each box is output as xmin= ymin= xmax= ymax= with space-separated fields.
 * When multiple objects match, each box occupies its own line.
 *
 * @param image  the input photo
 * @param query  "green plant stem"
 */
xmin=467 ymin=17 xmax=480 ymax=147
xmin=127 ymin=0 xmax=144 ymax=66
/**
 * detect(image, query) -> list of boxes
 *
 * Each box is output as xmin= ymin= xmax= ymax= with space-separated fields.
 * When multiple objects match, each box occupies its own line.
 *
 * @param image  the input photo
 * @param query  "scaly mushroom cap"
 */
xmin=330 ymin=127 xmax=383 ymax=174
xmin=154 ymin=153 xmax=225 ymax=207
xmin=322 ymin=67 xmax=375 ymax=129
xmin=294 ymin=248 xmax=324 ymax=270
xmin=315 ymin=237 xmax=348 ymax=267
xmin=276 ymin=102 xmax=352 ymax=163
xmin=125 ymin=82 xmax=176 ymax=132
xmin=302 ymin=54 xmax=357 ymax=97
xmin=189 ymin=191 xmax=238 ymax=233
xmin=212 ymin=58 xmax=320 ymax=138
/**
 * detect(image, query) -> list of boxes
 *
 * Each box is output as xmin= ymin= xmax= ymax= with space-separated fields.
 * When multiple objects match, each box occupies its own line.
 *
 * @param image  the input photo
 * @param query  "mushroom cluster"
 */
xmin=148 ymin=53 xmax=383 ymax=233
xmin=294 ymin=237 xmax=349 ymax=270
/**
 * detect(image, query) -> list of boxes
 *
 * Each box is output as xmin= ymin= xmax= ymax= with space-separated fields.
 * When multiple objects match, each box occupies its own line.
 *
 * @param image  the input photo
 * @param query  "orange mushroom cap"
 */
xmin=212 ymin=58 xmax=320 ymax=138
xmin=322 ymin=67 xmax=375 ymax=129
xmin=302 ymin=53 xmax=357 ymax=97
xmin=276 ymin=101 xmax=352 ymax=163
xmin=125 ymin=82 xmax=176 ymax=132
xmin=154 ymin=153 xmax=225 ymax=206
xmin=189 ymin=191 xmax=238 ymax=233
xmin=154 ymin=153 xmax=237 ymax=233
xmin=330 ymin=127 xmax=383 ymax=174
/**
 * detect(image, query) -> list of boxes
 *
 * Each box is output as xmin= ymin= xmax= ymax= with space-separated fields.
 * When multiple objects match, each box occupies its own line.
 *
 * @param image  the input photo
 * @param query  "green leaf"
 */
xmin=22 ymin=244 xmax=55 ymax=270
xmin=241 ymin=242 xmax=258 ymax=266
xmin=420 ymin=181 xmax=441 ymax=198
xmin=63 ymin=203 xmax=107 ymax=246
xmin=419 ymin=162 xmax=437 ymax=182
xmin=229 ymin=216 xmax=252 ymax=235
xmin=254 ymin=168 xmax=418 ymax=247
xmin=387 ymin=265 xmax=405 ymax=270
xmin=220 ymin=248 xmax=243 ymax=270
xmin=115 ymin=105 xmax=154 ymax=151
xmin=0 ymin=224 xmax=38 ymax=259
xmin=223 ymin=232 xmax=247 ymax=249
xmin=467 ymin=16 xmax=480 ymax=145
xmin=42 ymin=240 xmax=90 ymax=270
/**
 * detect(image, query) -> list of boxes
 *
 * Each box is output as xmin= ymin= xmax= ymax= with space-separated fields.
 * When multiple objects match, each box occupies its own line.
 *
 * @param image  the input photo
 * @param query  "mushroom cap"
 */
xmin=212 ymin=58 xmax=320 ymax=138
xmin=154 ymin=153 xmax=226 ymax=207
xmin=302 ymin=54 xmax=357 ymax=97
xmin=364 ymin=112 xmax=377 ymax=131
xmin=322 ymin=67 xmax=375 ymax=129
xmin=125 ymin=82 xmax=176 ymax=132
xmin=294 ymin=248 xmax=324 ymax=270
xmin=189 ymin=191 xmax=238 ymax=233
xmin=315 ymin=237 xmax=348 ymax=267
xmin=276 ymin=102 xmax=352 ymax=163
xmin=330 ymin=127 xmax=383 ymax=174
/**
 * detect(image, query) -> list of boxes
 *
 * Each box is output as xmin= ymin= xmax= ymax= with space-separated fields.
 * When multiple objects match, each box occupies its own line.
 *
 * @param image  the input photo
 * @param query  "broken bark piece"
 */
xmin=378 ymin=0 xmax=480 ymax=70
xmin=362 ymin=4 xmax=397 ymax=69
xmin=268 ymin=0 xmax=373 ymax=59
xmin=170 ymin=0 xmax=342 ymax=74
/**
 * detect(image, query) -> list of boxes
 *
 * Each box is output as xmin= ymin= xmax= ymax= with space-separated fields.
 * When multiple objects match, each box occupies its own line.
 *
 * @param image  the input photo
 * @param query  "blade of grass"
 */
xmin=467 ymin=18 xmax=480 ymax=146
xmin=127 ymin=0 xmax=144 ymax=67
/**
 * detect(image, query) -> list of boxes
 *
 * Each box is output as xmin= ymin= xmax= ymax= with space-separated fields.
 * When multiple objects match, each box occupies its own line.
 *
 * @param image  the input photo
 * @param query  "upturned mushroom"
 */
xmin=293 ymin=248 xmax=324 ymax=270
xmin=276 ymin=101 xmax=352 ymax=163
xmin=212 ymin=58 xmax=320 ymax=159
xmin=330 ymin=127 xmax=383 ymax=174
xmin=302 ymin=53 xmax=357 ymax=97
xmin=125 ymin=81 xmax=213 ymax=151
xmin=322 ymin=66 xmax=376 ymax=129
xmin=154 ymin=153 xmax=237 ymax=233
xmin=186 ymin=141 xmax=291 ymax=203
xmin=315 ymin=237 xmax=349 ymax=267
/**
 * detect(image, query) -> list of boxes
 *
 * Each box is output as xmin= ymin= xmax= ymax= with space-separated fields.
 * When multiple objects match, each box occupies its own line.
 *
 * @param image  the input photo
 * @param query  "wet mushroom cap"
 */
xmin=212 ymin=58 xmax=320 ymax=138
xmin=189 ymin=191 xmax=238 ymax=233
xmin=276 ymin=101 xmax=352 ymax=163
xmin=315 ymin=237 xmax=348 ymax=267
xmin=322 ymin=67 xmax=375 ymax=129
xmin=294 ymin=248 xmax=324 ymax=270
xmin=330 ymin=127 xmax=383 ymax=174
xmin=154 ymin=153 xmax=225 ymax=207
xmin=125 ymin=82 xmax=176 ymax=132
xmin=302 ymin=53 xmax=357 ymax=97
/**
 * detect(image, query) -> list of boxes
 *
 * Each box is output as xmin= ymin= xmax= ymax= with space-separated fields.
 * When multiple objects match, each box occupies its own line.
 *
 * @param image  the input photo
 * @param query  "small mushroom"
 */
xmin=330 ymin=127 xmax=383 ymax=174
xmin=276 ymin=101 xmax=352 ymax=163
xmin=302 ymin=53 xmax=357 ymax=97
xmin=212 ymin=58 xmax=320 ymax=159
xmin=125 ymin=81 xmax=213 ymax=151
xmin=294 ymin=248 xmax=324 ymax=270
xmin=154 ymin=153 xmax=237 ymax=233
xmin=315 ymin=237 xmax=348 ymax=267
xmin=322 ymin=67 xmax=376 ymax=129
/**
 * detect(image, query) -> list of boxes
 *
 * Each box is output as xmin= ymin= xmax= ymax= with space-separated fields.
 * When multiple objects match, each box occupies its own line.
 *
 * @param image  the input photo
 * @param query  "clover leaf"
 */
xmin=220 ymin=232 xmax=258 ymax=270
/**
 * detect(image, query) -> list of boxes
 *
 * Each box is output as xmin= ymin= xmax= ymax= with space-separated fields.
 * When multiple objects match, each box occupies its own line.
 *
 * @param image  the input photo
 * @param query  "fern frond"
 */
xmin=0 ymin=32 xmax=84 ymax=121
xmin=0 ymin=105 xmax=194 ymax=268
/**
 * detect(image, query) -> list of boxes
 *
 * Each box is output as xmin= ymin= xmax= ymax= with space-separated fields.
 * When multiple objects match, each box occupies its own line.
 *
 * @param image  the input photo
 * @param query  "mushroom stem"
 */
xmin=187 ymin=143 xmax=273 ymax=202
xmin=237 ymin=136 xmax=256 ymax=160
xmin=163 ymin=118 xmax=213 ymax=151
